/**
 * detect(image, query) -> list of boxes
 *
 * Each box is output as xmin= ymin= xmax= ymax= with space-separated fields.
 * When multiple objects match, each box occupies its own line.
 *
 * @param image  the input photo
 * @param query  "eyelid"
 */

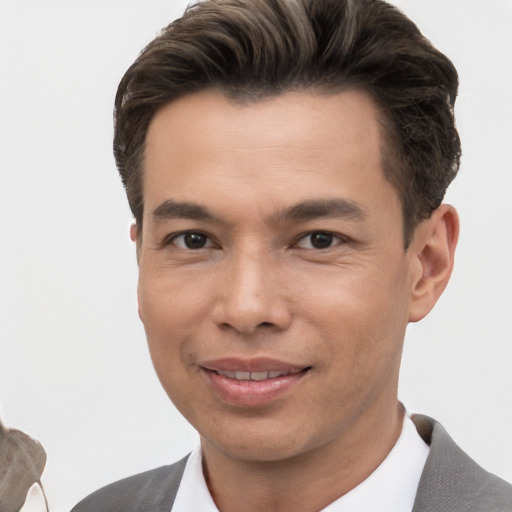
xmin=293 ymin=230 xmax=349 ymax=249
xmin=162 ymin=230 xmax=216 ymax=249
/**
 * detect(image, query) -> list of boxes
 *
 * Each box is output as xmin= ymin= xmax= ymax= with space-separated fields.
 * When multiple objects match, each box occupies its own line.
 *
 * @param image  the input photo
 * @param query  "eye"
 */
xmin=295 ymin=231 xmax=345 ymax=249
xmin=169 ymin=232 xmax=214 ymax=250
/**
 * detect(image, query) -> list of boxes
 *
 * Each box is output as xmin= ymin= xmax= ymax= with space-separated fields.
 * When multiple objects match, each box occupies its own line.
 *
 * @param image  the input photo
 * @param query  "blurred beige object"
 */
xmin=0 ymin=419 xmax=48 ymax=512
xmin=19 ymin=484 xmax=49 ymax=512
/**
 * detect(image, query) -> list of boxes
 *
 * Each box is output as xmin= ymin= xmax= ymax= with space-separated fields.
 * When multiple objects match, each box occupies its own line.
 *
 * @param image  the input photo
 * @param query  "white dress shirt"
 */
xmin=172 ymin=415 xmax=429 ymax=511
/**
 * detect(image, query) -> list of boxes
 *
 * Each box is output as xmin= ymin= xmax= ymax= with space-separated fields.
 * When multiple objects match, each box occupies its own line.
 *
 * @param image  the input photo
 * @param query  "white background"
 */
xmin=1 ymin=1 xmax=511 ymax=510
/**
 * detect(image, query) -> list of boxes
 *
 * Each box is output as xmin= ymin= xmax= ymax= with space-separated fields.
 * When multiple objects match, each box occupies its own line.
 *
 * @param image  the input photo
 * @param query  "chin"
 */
xmin=199 ymin=419 xmax=329 ymax=465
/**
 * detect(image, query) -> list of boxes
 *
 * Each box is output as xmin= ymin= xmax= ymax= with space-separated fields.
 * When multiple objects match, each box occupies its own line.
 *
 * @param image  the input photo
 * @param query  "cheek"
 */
xmin=137 ymin=267 xmax=221 ymax=378
xmin=139 ymin=268 xmax=211 ymax=332
xmin=301 ymin=264 xmax=410 ymax=364
xmin=138 ymin=279 xmax=190 ymax=376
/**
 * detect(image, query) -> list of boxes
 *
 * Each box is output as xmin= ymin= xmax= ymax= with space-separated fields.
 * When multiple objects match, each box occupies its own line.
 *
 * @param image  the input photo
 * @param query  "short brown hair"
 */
xmin=114 ymin=0 xmax=461 ymax=246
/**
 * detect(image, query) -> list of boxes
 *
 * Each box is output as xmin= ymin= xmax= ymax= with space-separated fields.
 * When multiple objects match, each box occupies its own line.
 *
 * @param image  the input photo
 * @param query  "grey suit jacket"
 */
xmin=71 ymin=415 xmax=512 ymax=511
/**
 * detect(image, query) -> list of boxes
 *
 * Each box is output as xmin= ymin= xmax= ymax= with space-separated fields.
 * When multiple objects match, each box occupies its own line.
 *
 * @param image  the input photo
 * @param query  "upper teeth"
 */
xmin=216 ymin=370 xmax=296 ymax=381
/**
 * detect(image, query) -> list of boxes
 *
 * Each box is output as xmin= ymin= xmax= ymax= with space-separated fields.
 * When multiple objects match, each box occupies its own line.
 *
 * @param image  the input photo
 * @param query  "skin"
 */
xmin=133 ymin=89 xmax=459 ymax=512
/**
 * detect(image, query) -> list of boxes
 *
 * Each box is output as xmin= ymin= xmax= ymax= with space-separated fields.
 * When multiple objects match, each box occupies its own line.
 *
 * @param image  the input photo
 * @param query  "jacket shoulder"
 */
xmin=412 ymin=415 xmax=512 ymax=512
xmin=71 ymin=456 xmax=188 ymax=512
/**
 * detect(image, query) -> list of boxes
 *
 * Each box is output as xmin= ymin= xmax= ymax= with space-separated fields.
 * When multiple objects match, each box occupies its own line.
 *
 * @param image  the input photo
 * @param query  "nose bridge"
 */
xmin=215 ymin=241 xmax=290 ymax=333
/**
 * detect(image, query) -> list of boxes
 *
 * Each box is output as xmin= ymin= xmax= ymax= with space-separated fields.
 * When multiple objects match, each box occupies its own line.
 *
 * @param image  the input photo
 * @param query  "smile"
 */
xmin=214 ymin=369 xmax=303 ymax=381
xmin=200 ymin=358 xmax=310 ymax=407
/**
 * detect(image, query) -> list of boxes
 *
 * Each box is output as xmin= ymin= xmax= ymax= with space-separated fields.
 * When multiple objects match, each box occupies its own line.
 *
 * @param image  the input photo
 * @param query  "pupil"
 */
xmin=184 ymin=233 xmax=206 ymax=249
xmin=311 ymin=232 xmax=333 ymax=249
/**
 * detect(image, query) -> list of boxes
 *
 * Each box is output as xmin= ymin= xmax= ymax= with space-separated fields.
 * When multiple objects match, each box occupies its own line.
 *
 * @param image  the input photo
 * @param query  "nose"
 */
xmin=212 ymin=248 xmax=292 ymax=335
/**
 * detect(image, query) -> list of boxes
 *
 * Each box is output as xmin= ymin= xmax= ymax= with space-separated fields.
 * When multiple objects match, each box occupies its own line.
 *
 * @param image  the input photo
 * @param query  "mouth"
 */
xmin=200 ymin=358 xmax=311 ymax=407
xmin=213 ymin=368 xmax=305 ymax=381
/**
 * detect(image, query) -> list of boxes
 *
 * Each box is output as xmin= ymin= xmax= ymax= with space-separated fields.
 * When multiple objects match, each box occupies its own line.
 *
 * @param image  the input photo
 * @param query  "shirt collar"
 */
xmin=172 ymin=414 xmax=429 ymax=512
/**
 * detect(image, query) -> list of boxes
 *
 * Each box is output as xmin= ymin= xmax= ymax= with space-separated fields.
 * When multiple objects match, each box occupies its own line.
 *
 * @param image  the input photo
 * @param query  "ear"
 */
xmin=408 ymin=204 xmax=459 ymax=323
xmin=129 ymin=223 xmax=142 ymax=264
xmin=129 ymin=223 xmax=144 ymax=319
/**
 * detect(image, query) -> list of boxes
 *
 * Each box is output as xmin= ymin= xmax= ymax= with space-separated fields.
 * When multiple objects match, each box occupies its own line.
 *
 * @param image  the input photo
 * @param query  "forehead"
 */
xmin=145 ymin=88 xmax=384 ymax=164
xmin=142 ymin=89 xmax=399 ymax=226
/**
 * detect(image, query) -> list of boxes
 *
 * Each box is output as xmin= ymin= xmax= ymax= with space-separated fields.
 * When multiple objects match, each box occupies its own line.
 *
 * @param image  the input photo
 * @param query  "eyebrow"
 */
xmin=152 ymin=200 xmax=220 ymax=222
xmin=151 ymin=198 xmax=366 ymax=225
xmin=273 ymin=198 xmax=366 ymax=223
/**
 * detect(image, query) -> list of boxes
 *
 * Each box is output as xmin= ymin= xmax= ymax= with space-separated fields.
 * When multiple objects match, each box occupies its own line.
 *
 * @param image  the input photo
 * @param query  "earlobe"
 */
xmin=130 ymin=223 xmax=138 ymax=242
xmin=130 ymin=223 xmax=144 ymax=319
xmin=408 ymin=204 xmax=459 ymax=323
xmin=129 ymin=223 xmax=142 ymax=264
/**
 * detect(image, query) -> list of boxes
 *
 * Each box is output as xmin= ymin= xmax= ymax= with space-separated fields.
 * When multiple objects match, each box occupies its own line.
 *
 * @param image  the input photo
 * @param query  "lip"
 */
xmin=200 ymin=357 xmax=310 ymax=407
xmin=200 ymin=357 xmax=307 ymax=374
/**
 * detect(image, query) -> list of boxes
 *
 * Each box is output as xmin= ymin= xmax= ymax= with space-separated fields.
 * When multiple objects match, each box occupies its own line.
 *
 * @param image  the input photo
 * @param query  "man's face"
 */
xmin=137 ymin=90 xmax=419 ymax=463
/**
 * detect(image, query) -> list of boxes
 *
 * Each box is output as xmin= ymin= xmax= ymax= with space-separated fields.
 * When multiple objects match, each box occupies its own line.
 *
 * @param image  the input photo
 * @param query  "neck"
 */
xmin=201 ymin=402 xmax=405 ymax=512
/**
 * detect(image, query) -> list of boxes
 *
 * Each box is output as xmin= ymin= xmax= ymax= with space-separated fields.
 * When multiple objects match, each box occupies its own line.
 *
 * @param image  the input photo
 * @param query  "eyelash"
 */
xmin=293 ymin=231 xmax=348 ymax=250
xmin=163 ymin=230 xmax=348 ymax=251
xmin=163 ymin=231 xmax=216 ymax=250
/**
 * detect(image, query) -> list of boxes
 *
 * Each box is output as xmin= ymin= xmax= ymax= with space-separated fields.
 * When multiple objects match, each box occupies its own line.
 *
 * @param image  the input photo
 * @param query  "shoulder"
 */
xmin=70 ymin=455 xmax=188 ymax=512
xmin=412 ymin=414 xmax=512 ymax=512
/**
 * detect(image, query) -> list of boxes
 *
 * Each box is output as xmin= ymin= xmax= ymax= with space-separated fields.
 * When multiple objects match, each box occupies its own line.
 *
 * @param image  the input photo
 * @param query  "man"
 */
xmin=72 ymin=0 xmax=512 ymax=510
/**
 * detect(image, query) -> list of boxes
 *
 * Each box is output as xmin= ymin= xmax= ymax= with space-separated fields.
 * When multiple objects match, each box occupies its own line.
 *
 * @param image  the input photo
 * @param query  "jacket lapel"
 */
xmin=411 ymin=414 xmax=512 ymax=512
